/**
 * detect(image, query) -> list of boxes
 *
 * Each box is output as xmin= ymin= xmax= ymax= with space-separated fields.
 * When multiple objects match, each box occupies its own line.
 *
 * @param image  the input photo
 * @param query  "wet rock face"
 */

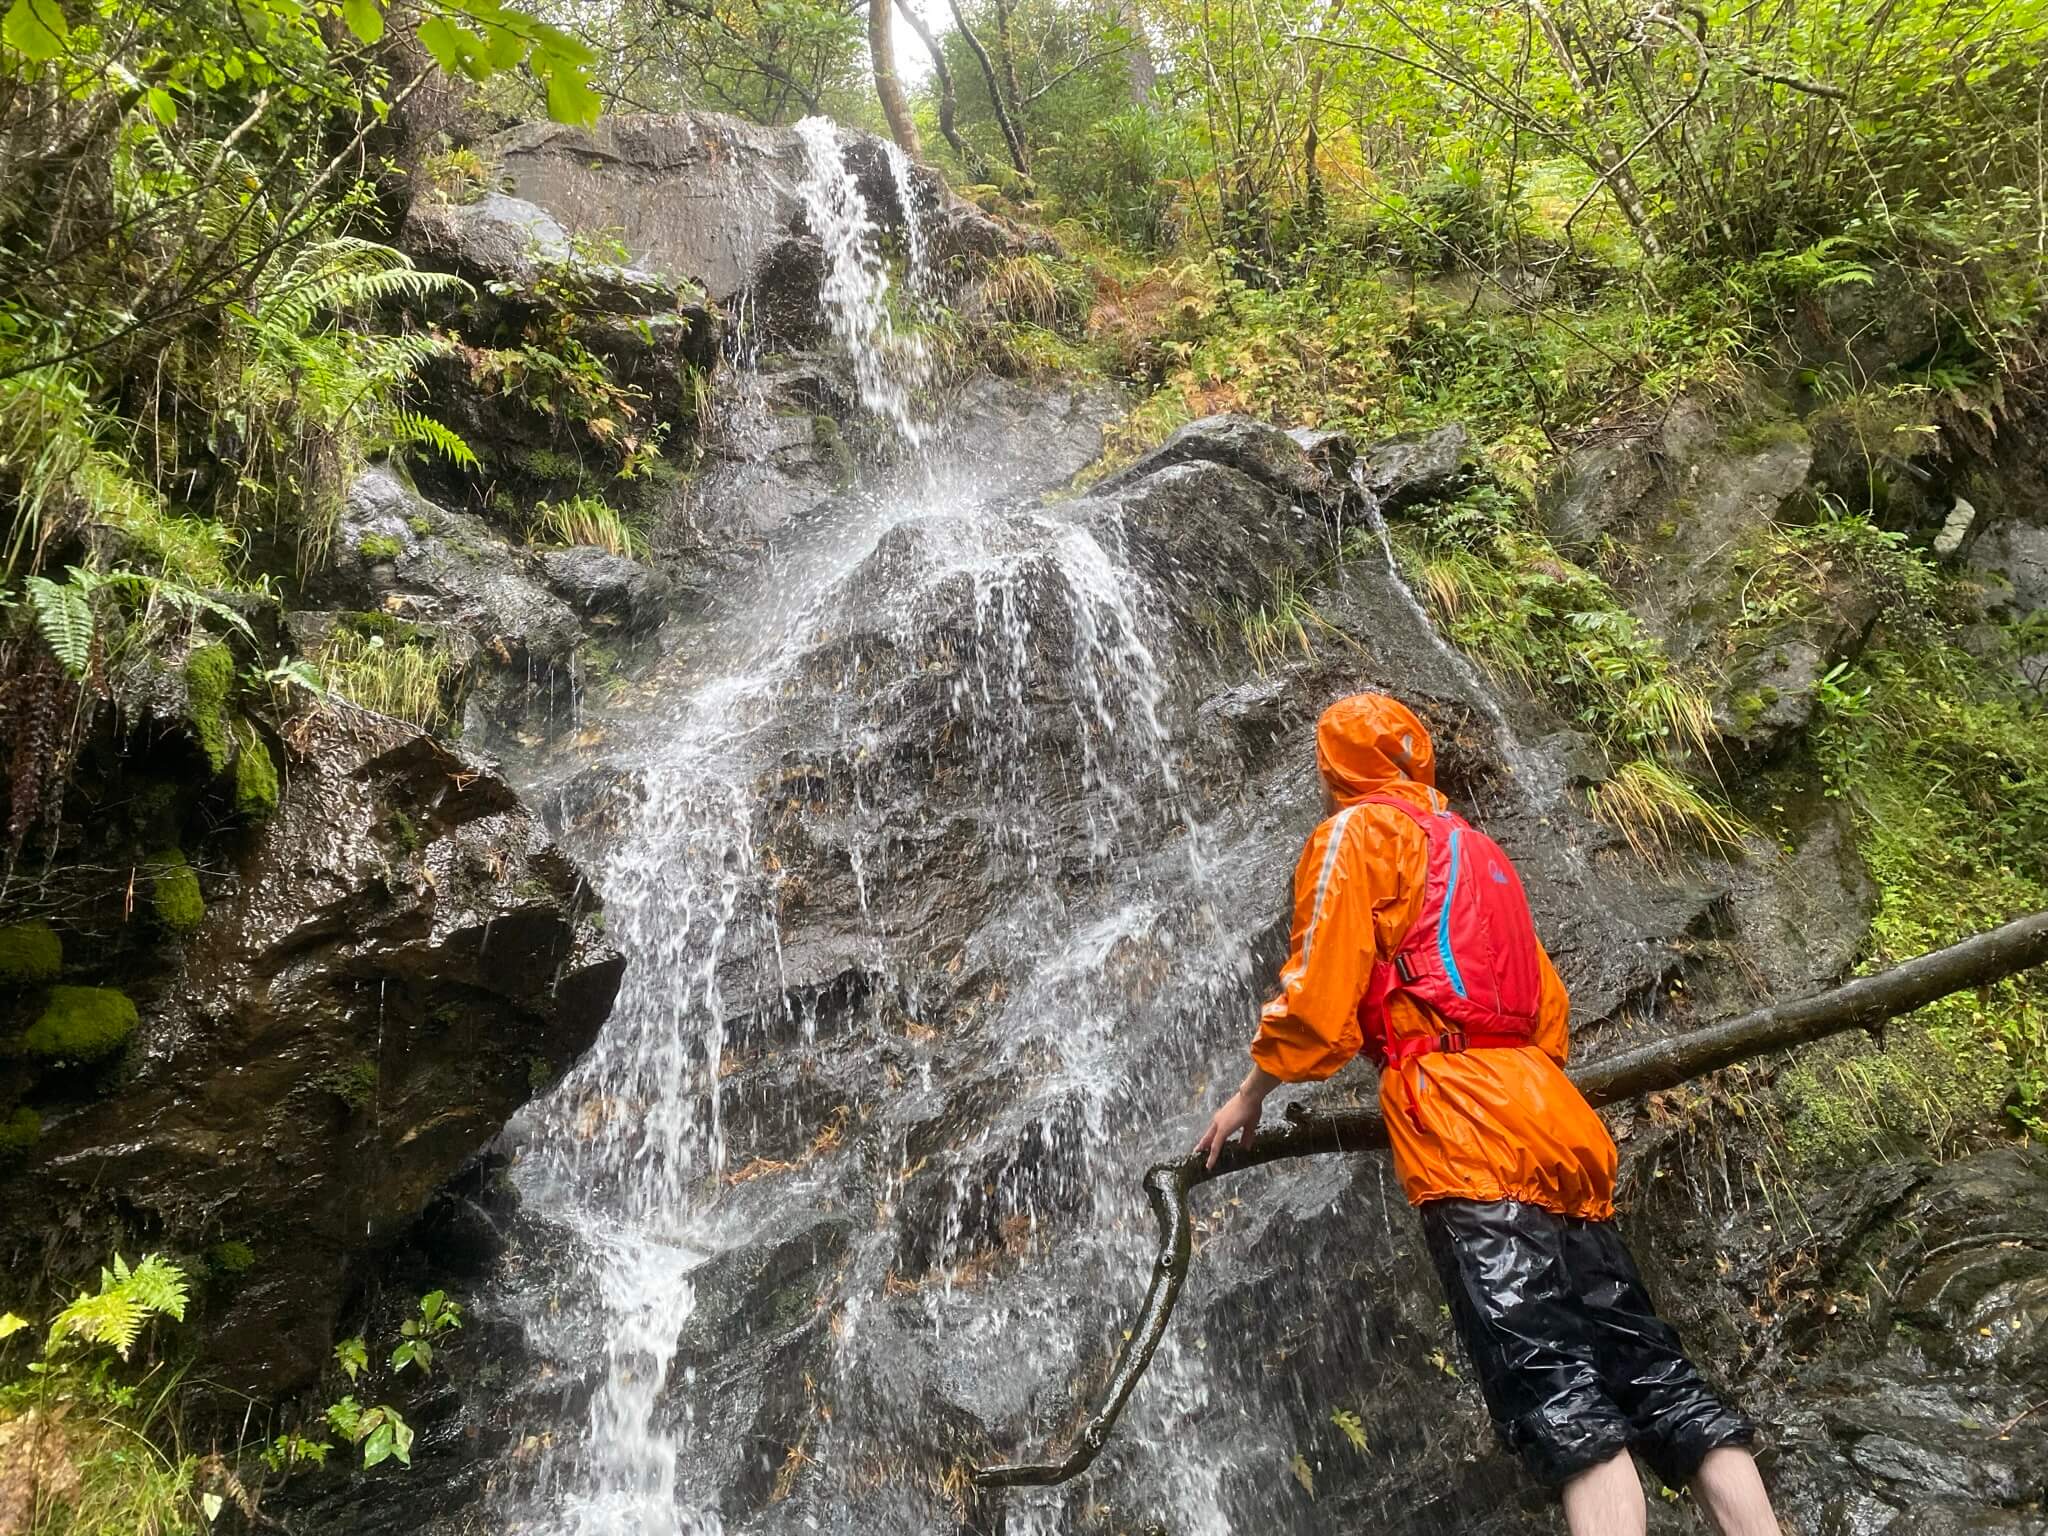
xmin=485 ymin=111 xmax=1045 ymax=318
xmin=0 ymin=710 xmax=621 ymax=1396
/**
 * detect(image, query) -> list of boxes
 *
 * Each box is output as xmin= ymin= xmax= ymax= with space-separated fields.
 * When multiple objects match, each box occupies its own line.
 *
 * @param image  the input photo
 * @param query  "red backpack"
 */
xmin=1358 ymin=794 xmax=1544 ymax=1066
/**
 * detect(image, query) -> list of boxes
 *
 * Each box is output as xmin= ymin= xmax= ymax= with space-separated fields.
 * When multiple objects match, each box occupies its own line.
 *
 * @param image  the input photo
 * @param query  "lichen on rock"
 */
xmin=20 ymin=986 xmax=139 ymax=1062
xmin=0 ymin=921 xmax=62 ymax=985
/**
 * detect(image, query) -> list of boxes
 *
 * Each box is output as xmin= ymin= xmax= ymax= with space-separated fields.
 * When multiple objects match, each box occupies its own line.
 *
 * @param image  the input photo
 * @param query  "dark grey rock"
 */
xmin=486 ymin=111 xmax=1043 ymax=315
xmin=1093 ymin=413 xmax=1333 ymax=504
xmin=403 ymin=191 xmax=575 ymax=286
xmin=336 ymin=467 xmax=581 ymax=669
xmin=1971 ymin=519 xmax=2048 ymax=617
xmin=1358 ymin=422 xmax=1471 ymax=511
xmin=0 ymin=711 xmax=621 ymax=1396
xmin=540 ymin=546 xmax=672 ymax=631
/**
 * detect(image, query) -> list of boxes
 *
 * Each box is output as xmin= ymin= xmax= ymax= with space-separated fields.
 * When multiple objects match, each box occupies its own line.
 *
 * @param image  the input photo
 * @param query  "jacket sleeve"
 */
xmin=1528 ymin=942 xmax=1573 ymax=1067
xmin=1250 ymin=808 xmax=1419 ymax=1083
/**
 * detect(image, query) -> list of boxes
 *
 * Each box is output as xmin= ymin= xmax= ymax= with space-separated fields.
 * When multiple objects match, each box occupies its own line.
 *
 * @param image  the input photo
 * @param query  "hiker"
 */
xmin=1195 ymin=693 xmax=1780 ymax=1536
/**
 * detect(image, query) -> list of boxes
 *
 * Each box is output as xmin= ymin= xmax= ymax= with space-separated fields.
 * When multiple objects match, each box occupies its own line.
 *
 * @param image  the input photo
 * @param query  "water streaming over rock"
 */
xmin=476 ymin=126 xmax=1684 ymax=1536
xmin=793 ymin=117 xmax=929 ymax=448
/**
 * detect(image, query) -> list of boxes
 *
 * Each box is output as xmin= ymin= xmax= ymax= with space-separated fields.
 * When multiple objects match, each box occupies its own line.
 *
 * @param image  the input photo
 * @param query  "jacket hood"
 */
xmin=1315 ymin=693 xmax=1436 ymax=805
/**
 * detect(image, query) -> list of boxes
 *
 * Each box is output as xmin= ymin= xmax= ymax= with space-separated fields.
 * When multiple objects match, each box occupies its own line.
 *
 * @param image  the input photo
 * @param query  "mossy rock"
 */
xmin=20 ymin=986 xmax=139 ymax=1063
xmin=0 ymin=920 xmax=62 ymax=985
xmin=233 ymin=724 xmax=280 ymax=820
xmin=148 ymin=848 xmax=205 ymax=934
xmin=0 ymin=1106 xmax=40 ymax=1159
xmin=357 ymin=533 xmax=405 ymax=562
xmin=183 ymin=643 xmax=236 ymax=774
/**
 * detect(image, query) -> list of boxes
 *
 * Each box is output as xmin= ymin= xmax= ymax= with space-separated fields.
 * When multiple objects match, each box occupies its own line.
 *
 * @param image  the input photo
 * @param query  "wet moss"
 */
xmin=206 ymin=1239 xmax=257 ymax=1274
xmin=527 ymin=1056 xmax=556 ymax=1093
xmin=388 ymin=810 xmax=422 ymax=854
xmin=358 ymin=533 xmax=404 ymax=562
xmin=233 ymin=725 xmax=280 ymax=819
xmin=315 ymin=1058 xmax=378 ymax=1110
xmin=0 ymin=921 xmax=62 ymax=985
xmin=21 ymin=986 xmax=139 ymax=1062
xmin=0 ymin=1107 xmax=41 ymax=1159
xmin=148 ymin=849 xmax=205 ymax=933
xmin=810 ymin=415 xmax=855 ymax=490
xmin=183 ymin=643 xmax=236 ymax=774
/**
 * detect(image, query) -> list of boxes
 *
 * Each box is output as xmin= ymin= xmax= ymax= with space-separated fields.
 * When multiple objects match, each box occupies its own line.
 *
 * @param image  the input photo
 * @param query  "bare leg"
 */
xmin=1561 ymin=1450 xmax=1646 ymax=1536
xmin=1690 ymin=1447 xmax=1781 ymax=1536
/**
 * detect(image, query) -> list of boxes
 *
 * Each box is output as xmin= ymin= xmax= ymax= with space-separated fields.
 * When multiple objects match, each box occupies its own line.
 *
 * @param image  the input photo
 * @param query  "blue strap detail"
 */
xmin=1437 ymin=825 xmax=1470 ymax=999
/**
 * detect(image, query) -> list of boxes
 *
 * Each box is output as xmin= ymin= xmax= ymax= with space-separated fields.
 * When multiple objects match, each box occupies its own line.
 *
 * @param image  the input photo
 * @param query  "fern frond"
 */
xmin=388 ymin=411 xmax=478 ymax=468
xmin=24 ymin=574 xmax=96 ymax=678
xmin=124 ymin=1253 xmax=191 ymax=1322
xmin=51 ymin=1288 xmax=147 ymax=1358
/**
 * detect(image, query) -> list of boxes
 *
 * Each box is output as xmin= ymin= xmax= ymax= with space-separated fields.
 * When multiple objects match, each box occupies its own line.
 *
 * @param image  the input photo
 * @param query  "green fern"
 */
xmin=24 ymin=572 xmax=96 ymax=677
xmin=49 ymin=1252 xmax=190 ymax=1360
xmin=388 ymin=410 xmax=479 ymax=468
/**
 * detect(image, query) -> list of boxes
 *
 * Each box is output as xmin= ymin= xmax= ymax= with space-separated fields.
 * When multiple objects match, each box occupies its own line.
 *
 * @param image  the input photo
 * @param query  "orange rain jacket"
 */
xmin=1250 ymin=694 xmax=1617 ymax=1220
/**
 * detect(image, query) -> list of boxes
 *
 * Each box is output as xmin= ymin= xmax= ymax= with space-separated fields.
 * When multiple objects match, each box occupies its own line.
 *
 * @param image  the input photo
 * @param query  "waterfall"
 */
xmin=793 ymin=116 xmax=929 ymax=447
xmin=882 ymin=140 xmax=930 ymax=298
xmin=489 ymin=124 xmax=1302 ymax=1536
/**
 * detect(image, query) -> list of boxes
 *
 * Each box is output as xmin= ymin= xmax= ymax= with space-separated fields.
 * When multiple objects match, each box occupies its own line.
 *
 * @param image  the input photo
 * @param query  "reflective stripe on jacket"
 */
xmin=1249 ymin=693 xmax=1617 ymax=1220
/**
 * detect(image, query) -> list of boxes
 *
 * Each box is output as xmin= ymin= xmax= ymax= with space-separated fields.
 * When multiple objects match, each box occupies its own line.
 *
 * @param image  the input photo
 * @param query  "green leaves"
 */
xmin=340 ymin=0 xmax=385 ymax=44
xmin=411 ymin=4 xmax=602 ymax=125
xmin=325 ymin=1397 xmax=415 ymax=1469
xmin=24 ymin=572 xmax=94 ymax=679
xmin=2 ymin=0 xmax=67 ymax=61
xmin=47 ymin=1252 xmax=190 ymax=1360
xmin=335 ymin=1335 xmax=369 ymax=1381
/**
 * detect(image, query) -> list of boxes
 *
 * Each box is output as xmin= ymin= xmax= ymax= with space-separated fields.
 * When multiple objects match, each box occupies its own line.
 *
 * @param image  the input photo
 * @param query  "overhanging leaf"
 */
xmin=340 ymin=0 xmax=384 ymax=44
xmin=2 ymin=0 xmax=67 ymax=61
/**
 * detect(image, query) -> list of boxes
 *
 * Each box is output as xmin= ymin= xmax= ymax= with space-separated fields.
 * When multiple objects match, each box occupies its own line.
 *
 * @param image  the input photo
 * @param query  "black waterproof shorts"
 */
xmin=1421 ymin=1198 xmax=1755 ymax=1488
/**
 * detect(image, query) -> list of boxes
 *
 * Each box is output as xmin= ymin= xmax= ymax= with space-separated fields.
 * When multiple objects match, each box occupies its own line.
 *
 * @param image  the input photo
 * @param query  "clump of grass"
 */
xmin=530 ymin=495 xmax=644 ymax=558
xmin=976 ymin=252 xmax=1087 ymax=328
xmin=1586 ymin=759 xmax=1746 ymax=863
xmin=312 ymin=629 xmax=452 ymax=730
xmin=1403 ymin=528 xmax=1718 ymax=765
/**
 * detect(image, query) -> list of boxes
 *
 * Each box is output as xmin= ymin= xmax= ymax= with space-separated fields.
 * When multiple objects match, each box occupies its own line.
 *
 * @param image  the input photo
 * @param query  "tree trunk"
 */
xmin=972 ymin=910 xmax=2048 ymax=1489
xmin=896 ymin=0 xmax=978 ymax=171
xmin=944 ymin=0 xmax=1030 ymax=177
xmin=869 ymin=0 xmax=923 ymax=158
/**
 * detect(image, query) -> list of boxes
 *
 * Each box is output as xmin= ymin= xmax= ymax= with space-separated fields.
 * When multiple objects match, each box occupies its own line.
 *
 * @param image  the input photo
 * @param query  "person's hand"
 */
xmin=1194 ymin=1087 xmax=1265 ymax=1170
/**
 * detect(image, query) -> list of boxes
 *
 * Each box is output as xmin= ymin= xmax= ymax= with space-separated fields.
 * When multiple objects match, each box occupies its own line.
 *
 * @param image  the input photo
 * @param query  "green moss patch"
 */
xmin=183 ymin=643 xmax=236 ymax=774
xmin=233 ymin=725 xmax=280 ymax=819
xmin=357 ymin=533 xmax=404 ymax=562
xmin=0 ymin=921 xmax=63 ymax=985
xmin=0 ymin=1107 xmax=40 ymax=1158
xmin=147 ymin=849 xmax=205 ymax=934
xmin=206 ymin=1239 xmax=257 ymax=1274
xmin=315 ymin=1058 xmax=378 ymax=1110
xmin=20 ymin=986 xmax=140 ymax=1063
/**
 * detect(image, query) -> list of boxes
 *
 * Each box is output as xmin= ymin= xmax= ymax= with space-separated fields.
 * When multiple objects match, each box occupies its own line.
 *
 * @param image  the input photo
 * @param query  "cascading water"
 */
xmin=483 ymin=121 xmax=1303 ymax=1536
xmin=471 ymin=112 xmax=1638 ymax=1536
xmin=794 ymin=117 xmax=929 ymax=448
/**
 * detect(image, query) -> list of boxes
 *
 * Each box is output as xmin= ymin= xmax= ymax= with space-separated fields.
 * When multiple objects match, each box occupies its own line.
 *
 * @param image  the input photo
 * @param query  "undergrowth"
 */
xmin=1783 ymin=627 xmax=2048 ymax=1160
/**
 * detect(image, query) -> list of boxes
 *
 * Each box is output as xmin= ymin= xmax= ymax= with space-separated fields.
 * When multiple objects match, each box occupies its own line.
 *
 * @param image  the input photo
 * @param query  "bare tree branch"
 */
xmin=972 ymin=909 xmax=2048 ymax=1489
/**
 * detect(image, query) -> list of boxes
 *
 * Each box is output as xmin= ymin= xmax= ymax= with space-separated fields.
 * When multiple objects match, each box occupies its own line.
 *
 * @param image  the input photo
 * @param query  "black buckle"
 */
xmin=1437 ymin=1030 xmax=1468 ymax=1054
xmin=1394 ymin=954 xmax=1417 ymax=985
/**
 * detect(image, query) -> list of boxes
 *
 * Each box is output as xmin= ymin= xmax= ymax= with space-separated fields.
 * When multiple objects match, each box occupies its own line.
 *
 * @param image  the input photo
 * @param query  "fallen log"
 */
xmin=972 ymin=909 xmax=2048 ymax=1489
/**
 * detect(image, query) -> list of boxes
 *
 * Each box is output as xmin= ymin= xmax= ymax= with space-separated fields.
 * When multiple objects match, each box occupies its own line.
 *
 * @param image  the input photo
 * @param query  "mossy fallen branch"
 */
xmin=971 ymin=910 xmax=2048 ymax=1489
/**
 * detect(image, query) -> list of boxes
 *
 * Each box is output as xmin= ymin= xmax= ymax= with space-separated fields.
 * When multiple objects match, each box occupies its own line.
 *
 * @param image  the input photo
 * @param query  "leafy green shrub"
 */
xmin=0 ymin=920 xmax=63 ymax=984
xmin=20 ymin=986 xmax=139 ymax=1063
xmin=1794 ymin=628 xmax=2048 ymax=1148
